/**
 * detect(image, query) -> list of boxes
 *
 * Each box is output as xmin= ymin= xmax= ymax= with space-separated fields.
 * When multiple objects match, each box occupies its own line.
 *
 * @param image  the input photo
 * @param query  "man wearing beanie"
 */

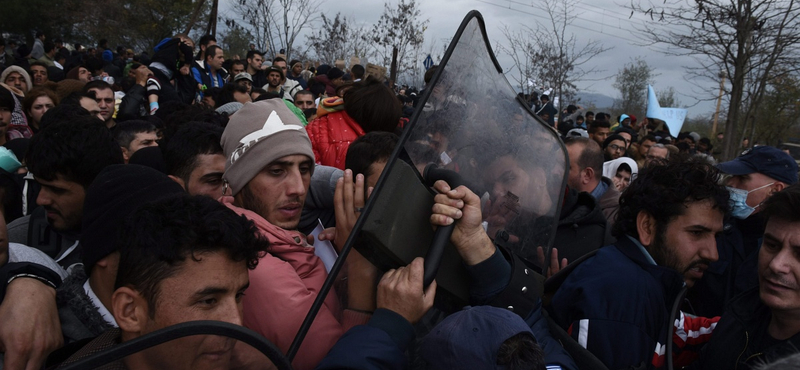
xmin=688 ymin=146 xmax=799 ymax=318
xmin=56 ymin=164 xmax=184 ymax=344
xmin=602 ymin=134 xmax=627 ymax=161
xmin=221 ymin=99 xmax=376 ymax=370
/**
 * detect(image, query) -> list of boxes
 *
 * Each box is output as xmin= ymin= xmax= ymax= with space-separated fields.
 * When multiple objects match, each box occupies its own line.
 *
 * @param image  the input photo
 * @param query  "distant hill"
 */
xmin=572 ymin=92 xmax=616 ymax=109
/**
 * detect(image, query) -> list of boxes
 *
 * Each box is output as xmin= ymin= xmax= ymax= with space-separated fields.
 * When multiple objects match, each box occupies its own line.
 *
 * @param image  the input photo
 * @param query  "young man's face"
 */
xmin=4 ymin=72 xmax=27 ymax=91
xmin=122 ymin=131 xmax=159 ymax=162
xmin=605 ymin=139 xmax=626 ymax=160
xmin=184 ymin=154 xmax=227 ymax=198
xmin=78 ymin=67 xmax=93 ymax=83
xmin=758 ymin=217 xmax=800 ymax=314
xmin=273 ymin=61 xmax=288 ymax=77
xmin=293 ymin=94 xmax=315 ymax=110
xmin=230 ymin=63 xmax=245 ymax=77
xmin=89 ymin=87 xmax=115 ymax=122
xmin=35 ymin=175 xmax=86 ymax=232
xmin=30 ymin=65 xmax=48 ymax=86
xmin=639 ymin=139 xmax=655 ymax=157
xmin=267 ymin=71 xmax=282 ymax=88
xmin=292 ymin=63 xmax=302 ymax=76
xmin=647 ymin=200 xmax=723 ymax=287
xmin=130 ymin=251 xmax=249 ymax=370
xmin=590 ymin=128 xmax=609 ymax=146
xmin=207 ymin=49 xmax=225 ymax=71
xmin=238 ymin=154 xmax=312 ymax=230
xmin=247 ymin=55 xmax=263 ymax=71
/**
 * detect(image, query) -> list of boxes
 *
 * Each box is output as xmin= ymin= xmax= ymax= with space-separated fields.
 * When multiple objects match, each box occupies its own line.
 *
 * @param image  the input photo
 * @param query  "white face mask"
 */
xmin=727 ymin=182 xmax=774 ymax=219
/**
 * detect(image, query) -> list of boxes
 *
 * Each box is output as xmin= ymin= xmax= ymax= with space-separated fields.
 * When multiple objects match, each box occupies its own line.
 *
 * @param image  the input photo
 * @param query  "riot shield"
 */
xmin=58 ymin=321 xmax=291 ymax=370
xmin=287 ymin=10 xmax=567 ymax=361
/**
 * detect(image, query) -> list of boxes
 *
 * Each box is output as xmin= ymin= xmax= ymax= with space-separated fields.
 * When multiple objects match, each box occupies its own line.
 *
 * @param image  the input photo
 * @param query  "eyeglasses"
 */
xmin=609 ymin=144 xmax=625 ymax=152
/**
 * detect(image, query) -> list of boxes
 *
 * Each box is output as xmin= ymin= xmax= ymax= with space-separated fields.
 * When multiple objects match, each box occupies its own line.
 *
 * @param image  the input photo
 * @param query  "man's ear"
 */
xmin=112 ymin=286 xmax=149 ymax=336
xmin=167 ymin=175 xmax=186 ymax=190
xmin=120 ymin=147 xmax=131 ymax=163
xmin=770 ymin=182 xmax=787 ymax=196
xmin=636 ymin=211 xmax=657 ymax=247
xmin=582 ymin=167 xmax=594 ymax=185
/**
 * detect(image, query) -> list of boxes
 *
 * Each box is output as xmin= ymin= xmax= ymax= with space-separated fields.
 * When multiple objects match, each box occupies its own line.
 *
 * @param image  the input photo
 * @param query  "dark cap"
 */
xmin=717 ymin=145 xmax=798 ymax=185
xmin=603 ymin=133 xmax=627 ymax=149
xmin=326 ymin=67 xmax=344 ymax=80
xmin=81 ymin=164 xmax=184 ymax=274
xmin=420 ymin=306 xmax=535 ymax=368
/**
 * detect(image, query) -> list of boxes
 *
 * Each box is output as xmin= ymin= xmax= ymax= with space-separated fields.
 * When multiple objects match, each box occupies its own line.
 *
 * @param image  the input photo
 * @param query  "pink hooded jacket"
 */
xmin=222 ymin=198 xmax=371 ymax=370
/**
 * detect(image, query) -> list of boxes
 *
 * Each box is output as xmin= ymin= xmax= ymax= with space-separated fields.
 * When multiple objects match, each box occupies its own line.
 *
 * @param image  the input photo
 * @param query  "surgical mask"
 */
xmin=727 ymin=182 xmax=774 ymax=219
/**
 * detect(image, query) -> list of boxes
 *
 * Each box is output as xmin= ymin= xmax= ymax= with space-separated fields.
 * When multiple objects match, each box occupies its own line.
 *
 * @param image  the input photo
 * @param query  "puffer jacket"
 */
xmin=222 ymin=197 xmax=370 ymax=370
xmin=305 ymin=110 xmax=365 ymax=170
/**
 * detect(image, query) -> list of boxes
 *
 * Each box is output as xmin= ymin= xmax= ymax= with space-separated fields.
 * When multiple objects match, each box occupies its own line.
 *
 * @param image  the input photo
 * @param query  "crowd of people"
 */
xmin=0 ymin=28 xmax=798 ymax=370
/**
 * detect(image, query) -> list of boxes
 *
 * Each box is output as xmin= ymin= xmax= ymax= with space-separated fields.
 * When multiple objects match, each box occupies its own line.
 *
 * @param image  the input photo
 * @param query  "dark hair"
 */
xmin=0 ymin=87 xmax=14 ymax=110
xmin=588 ymin=121 xmax=610 ymax=133
xmin=35 ymin=31 xmax=44 ymax=38
xmin=586 ymin=111 xmax=594 ymax=117
xmin=345 ymin=132 xmax=398 ymax=179
xmin=216 ymin=83 xmax=248 ymax=108
xmin=26 ymin=117 xmax=124 ymax=188
xmin=163 ymin=122 xmax=223 ymax=182
xmin=39 ymin=102 xmax=92 ymax=130
xmin=351 ymin=64 xmax=365 ymax=79
xmin=496 ymin=333 xmax=546 ymax=370
xmin=231 ymin=60 xmax=246 ymax=70
xmin=60 ymin=91 xmax=96 ymax=107
xmin=250 ymin=88 xmax=267 ymax=97
xmin=114 ymin=195 xmax=269 ymax=315
xmin=565 ymin=137 xmax=603 ymax=181
xmin=161 ymin=104 xmax=228 ymax=142
xmin=199 ymin=34 xmax=217 ymax=48
xmin=114 ymin=120 xmax=156 ymax=149
xmin=272 ymin=56 xmax=286 ymax=64
xmin=43 ymin=41 xmax=55 ymax=53
xmin=204 ymin=45 xmax=222 ymax=62
xmin=82 ymin=80 xmax=112 ymax=93
xmin=612 ymin=162 xmax=729 ymax=239
xmin=761 ymin=183 xmax=800 ymax=223
xmin=343 ymin=76 xmax=401 ymax=133
xmin=30 ymin=61 xmax=49 ymax=70
xmin=246 ymin=50 xmax=263 ymax=60
xmin=640 ymin=134 xmax=657 ymax=144
xmin=424 ymin=65 xmax=438 ymax=84
xmin=294 ymin=90 xmax=313 ymax=100
xmin=84 ymin=58 xmax=104 ymax=74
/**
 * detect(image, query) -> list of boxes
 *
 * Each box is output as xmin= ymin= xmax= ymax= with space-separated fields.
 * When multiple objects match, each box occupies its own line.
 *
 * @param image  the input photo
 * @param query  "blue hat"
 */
xmin=420 ymin=306 xmax=535 ymax=368
xmin=717 ymin=146 xmax=799 ymax=185
xmin=102 ymin=49 xmax=113 ymax=62
xmin=619 ymin=114 xmax=630 ymax=125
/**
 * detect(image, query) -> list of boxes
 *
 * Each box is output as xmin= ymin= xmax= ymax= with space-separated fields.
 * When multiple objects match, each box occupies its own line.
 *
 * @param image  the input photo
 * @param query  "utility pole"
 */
xmin=711 ymin=71 xmax=726 ymax=137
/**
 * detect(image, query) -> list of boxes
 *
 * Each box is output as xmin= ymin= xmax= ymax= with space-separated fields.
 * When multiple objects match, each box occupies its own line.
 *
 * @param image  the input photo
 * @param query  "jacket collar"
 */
xmin=615 ymin=235 xmax=686 ymax=302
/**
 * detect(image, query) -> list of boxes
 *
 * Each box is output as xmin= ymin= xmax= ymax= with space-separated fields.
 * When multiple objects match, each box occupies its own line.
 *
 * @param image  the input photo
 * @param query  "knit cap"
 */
xmin=221 ymin=100 xmax=314 ymax=195
xmin=81 ymin=164 xmax=184 ymax=274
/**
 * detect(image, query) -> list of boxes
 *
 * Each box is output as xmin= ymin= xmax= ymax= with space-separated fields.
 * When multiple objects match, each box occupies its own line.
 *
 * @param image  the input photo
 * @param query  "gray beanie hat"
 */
xmin=221 ymin=100 xmax=315 ymax=195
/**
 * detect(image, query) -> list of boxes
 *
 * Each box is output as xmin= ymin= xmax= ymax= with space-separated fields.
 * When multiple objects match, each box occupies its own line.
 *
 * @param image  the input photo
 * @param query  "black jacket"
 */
xmin=692 ymin=287 xmax=800 ymax=370
xmin=553 ymin=189 xmax=613 ymax=265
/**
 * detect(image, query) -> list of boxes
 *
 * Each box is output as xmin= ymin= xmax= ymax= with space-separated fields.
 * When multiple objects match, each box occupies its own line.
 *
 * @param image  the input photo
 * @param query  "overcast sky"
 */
xmin=223 ymin=0 xmax=719 ymax=117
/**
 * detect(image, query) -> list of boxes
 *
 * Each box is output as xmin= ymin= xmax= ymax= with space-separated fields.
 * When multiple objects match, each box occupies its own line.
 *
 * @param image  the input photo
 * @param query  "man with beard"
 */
xmin=6 ymin=117 xmax=124 ymax=268
xmin=549 ymin=162 xmax=728 ymax=369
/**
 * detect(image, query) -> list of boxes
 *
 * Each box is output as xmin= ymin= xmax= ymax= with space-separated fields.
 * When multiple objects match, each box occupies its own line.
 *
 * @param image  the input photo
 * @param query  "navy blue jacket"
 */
xmin=549 ymin=236 xmax=685 ymax=369
xmin=317 ymin=248 xmax=577 ymax=370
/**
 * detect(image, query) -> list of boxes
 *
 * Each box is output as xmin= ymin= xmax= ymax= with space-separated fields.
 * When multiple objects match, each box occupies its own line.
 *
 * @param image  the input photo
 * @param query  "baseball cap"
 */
xmin=717 ymin=145 xmax=798 ymax=185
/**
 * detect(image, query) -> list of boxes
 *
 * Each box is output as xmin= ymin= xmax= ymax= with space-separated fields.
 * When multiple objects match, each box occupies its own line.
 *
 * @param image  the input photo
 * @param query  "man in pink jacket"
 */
xmin=220 ymin=99 xmax=376 ymax=370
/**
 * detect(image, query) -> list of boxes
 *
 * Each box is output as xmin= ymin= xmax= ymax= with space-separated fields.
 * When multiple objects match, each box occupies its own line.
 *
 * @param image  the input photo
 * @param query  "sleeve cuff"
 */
xmin=367 ymin=308 xmax=415 ymax=353
xmin=465 ymin=246 xmax=511 ymax=302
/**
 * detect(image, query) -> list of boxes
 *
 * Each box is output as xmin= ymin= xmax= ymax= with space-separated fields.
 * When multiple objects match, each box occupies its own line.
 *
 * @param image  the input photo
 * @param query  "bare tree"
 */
xmin=499 ymin=27 xmax=538 ymax=97
xmin=657 ymin=86 xmax=682 ymax=108
xmin=370 ymin=0 xmax=428 ymax=82
xmin=229 ymin=0 xmax=323 ymax=60
xmin=306 ymin=13 xmax=371 ymax=64
xmin=500 ymin=0 xmax=610 ymax=107
xmin=629 ymin=0 xmax=800 ymax=160
xmin=613 ymin=58 xmax=655 ymax=116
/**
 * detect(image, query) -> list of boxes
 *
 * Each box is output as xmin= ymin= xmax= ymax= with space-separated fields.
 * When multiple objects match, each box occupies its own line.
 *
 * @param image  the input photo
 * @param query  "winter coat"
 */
xmin=305 ymin=110 xmax=365 ymax=170
xmin=553 ymin=189 xmax=613 ymax=265
xmin=222 ymin=198 xmax=371 ymax=370
xmin=549 ymin=236 xmax=718 ymax=369
xmin=691 ymin=287 xmax=800 ymax=370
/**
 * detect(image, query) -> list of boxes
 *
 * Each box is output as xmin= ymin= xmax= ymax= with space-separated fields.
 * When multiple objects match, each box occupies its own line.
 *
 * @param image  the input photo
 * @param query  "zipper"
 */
xmin=734 ymin=331 xmax=749 ymax=370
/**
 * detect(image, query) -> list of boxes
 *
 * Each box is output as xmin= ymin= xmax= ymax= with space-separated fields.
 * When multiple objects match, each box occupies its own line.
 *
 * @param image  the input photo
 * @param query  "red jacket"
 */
xmin=306 ymin=110 xmax=365 ymax=170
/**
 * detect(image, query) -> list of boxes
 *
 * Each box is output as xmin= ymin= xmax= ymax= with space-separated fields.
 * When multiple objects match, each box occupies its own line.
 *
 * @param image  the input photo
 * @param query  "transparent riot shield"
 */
xmin=287 ymin=10 xmax=567 ymax=362
xmin=58 ymin=321 xmax=291 ymax=370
